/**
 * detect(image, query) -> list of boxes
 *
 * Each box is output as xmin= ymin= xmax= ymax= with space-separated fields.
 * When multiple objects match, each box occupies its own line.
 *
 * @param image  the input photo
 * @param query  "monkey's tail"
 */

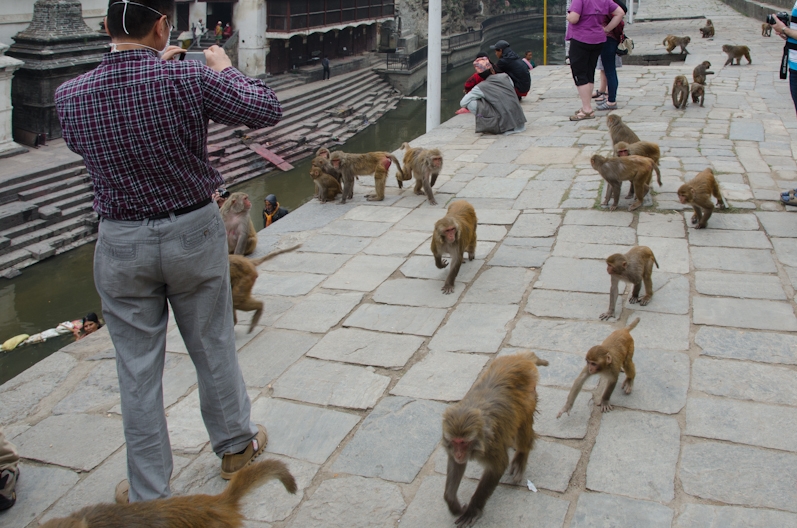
xmin=220 ymin=459 xmax=297 ymax=506
xmin=654 ymin=164 xmax=662 ymax=186
xmin=389 ymin=154 xmax=404 ymax=177
xmin=626 ymin=317 xmax=641 ymax=331
xmin=662 ymin=37 xmax=667 ymax=45
xmin=248 ymin=244 xmax=302 ymax=267
xmin=400 ymin=142 xmax=411 ymax=151
xmin=653 ymin=256 xmax=660 ymax=268
xmin=522 ymin=351 xmax=549 ymax=367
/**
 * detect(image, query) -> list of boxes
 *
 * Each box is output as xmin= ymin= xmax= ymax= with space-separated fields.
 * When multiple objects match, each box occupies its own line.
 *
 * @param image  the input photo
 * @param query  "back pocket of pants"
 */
xmin=99 ymin=239 xmax=137 ymax=261
xmin=181 ymin=216 xmax=220 ymax=251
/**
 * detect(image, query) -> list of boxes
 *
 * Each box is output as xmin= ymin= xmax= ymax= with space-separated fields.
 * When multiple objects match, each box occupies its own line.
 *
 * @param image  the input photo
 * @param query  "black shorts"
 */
xmin=569 ymin=39 xmax=605 ymax=86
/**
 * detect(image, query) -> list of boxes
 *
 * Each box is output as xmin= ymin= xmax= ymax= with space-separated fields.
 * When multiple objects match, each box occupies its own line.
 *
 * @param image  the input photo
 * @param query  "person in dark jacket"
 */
xmin=490 ymin=40 xmax=531 ymax=99
xmin=263 ymin=194 xmax=289 ymax=228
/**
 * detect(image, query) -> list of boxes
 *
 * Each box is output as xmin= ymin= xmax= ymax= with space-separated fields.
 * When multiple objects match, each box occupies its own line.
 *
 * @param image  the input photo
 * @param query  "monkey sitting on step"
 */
xmin=700 ymin=20 xmax=714 ymax=38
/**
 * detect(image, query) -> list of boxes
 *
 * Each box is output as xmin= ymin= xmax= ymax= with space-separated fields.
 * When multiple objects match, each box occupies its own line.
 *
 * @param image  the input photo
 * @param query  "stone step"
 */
xmin=0 ymin=247 xmax=34 ymax=270
xmin=0 ymin=201 xmax=38 ymax=231
xmin=21 ymin=174 xmax=92 ymax=204
xmin=46 ymin=191 xmax=95 ymax=217
xmin=0 ymin=219 xmax=47 ymax=240
xmin=0 ymin=156 xmax=84 ymax=189
xmin=0 ymin=166 xmax=86 ymax=205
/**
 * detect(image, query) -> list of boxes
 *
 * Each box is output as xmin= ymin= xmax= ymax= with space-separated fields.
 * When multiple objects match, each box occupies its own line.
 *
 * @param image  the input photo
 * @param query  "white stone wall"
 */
xmin=0 ymin=43 xmax=24 ymax=155
xmin=0 ymin=0 xmax=107 ymax=46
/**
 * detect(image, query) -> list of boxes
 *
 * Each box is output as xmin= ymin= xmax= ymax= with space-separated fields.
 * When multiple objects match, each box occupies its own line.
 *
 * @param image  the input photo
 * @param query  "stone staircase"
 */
xmin=0 ymin=68 xmax=400 ymax=275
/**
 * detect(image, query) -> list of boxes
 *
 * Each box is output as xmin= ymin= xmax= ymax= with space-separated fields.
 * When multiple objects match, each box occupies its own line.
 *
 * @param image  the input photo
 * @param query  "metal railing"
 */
xmin=384 ymin=45 xmax=428 ymax=70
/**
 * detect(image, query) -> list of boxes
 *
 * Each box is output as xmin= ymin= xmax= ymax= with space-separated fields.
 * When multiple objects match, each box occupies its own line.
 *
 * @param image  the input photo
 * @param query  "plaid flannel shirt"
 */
xmin=56 ymin=50 xmax=282 ymax=221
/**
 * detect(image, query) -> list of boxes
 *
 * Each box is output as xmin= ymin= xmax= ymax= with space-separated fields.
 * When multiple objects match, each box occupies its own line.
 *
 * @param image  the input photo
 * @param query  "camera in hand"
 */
xmin=767 ymin=12 xmax=790 ymax=25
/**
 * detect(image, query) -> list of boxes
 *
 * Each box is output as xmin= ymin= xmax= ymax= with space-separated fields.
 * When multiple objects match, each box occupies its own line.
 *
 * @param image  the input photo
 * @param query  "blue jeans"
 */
xmin=790 ymin=69 xmax=797 ymax=115
xmin=600 ymin=37 xmax=620 ymax=103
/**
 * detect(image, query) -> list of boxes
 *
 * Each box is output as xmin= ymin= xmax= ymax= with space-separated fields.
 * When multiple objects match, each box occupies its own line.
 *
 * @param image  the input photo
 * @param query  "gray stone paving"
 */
xmin=4 ymin=2 xmax=797 ymax=526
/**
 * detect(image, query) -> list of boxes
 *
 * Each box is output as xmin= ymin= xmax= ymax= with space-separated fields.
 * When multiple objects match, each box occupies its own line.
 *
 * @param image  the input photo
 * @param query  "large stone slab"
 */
xmin=373 ymin=278 xmax=463 ymax=307
xmin=431 ymin=439 xmax=581 ymax=492
xmin=557 ymin=225 xmax=637 ymax=245
xmin=507 ymin=213 xmax=562 ymax=237
xmin=681 ymin=212 xmax=760 ymax=230
xmin=625 ymin=273 xmax=689 ymax=315
xmin=686 ymin=397 xmax=797 ymax=452
xmin=618 ymin=349 xmax=689 ymax=414
xmin=477 ymin=224 xmax=508 ymax=241
xmin=509 ymin=316 xmax=614 ymax=353
xmin=250 ymin=271 xmax=325 ymax=297
xmin=0 ymin=351 xmax=77 ymax=424
xmin=637 ymin=212 xmax=685 ymax=238
xmin=249 ymin=398 xmax=360 ymax=464
xmin=395 ymin=207 xmax=448 ymax=231
xmin=729 ymin=120 xmax=764 ymax=141
xmin=637 ymin=236 xmax=689 ymax=274
xmin=273 ymin=292 xmax=363 ymax=333
xmin=587 ymin=410 xmax=680 ymax=502
xmin=273 ymin=358 xmax=389 ymax=409
xmin=428 ymin=304 xmax=518 ymax=353
xmin=323 ymin=255 xmax=405 ymax=291
xmin=772 ymin=237 xmax=797 ymax=267
xmin=476 ymin=208 xmax=521 ymax=224
xmin=320 ymin=219 xmax=392 ymax=237
xmin=344 ymin=205 xmax=411 ymax=223
xmin=690 ymin=247 xmax=777 ymax=272
xmin=363 ymin=230 xmax=430 ymax=256
xmin=298 ymin=234 xmax=373 ymax=254
xmin=2 ymin=464 xmax=79 ymax=528
xmin=343 ymin=303 xmax=446 ymax=336
xmin=15 ymin=414 xmax=124 ymax=471
xmin=695 ymin=326 xmax=797 ymax=365
xmin=513 ymin=183 xmax=570 ymax=211
xmin=755 ymin=211 xmax=797 ymax=237
xmin=627 ymin=312 xmax=690 ymax=351
xmin=680 ymin=442 xmax=797 ymax=512
xmin=52 ymin=359 xmax=119 ymax=415
xmin=458 ymin=177 xmax=528 ymax=199
xmin=551 ymin=241 xmax=633 ymax=260
xmin=563 ymin=209 xmax=633 ymax=226
xmin=674 ymin=504 xmax=797 ymax=528
xmin=526 ymin=289 xmax=616 ymax=320
xmin=489 ymin=237 xmax=552 ymax=267
xmin=400 ymin=254 xmax=484 ymax=281
xmin=688 ymin=229 xmax=772 ymax=249
xmin=238 ymin=329 xmax=319 ymax=387
xmin=308 ymin=328 xmax=423 ymax=367
xmin=571 ymin=493 xmax=674 ymax=528
xmin=461 ymin=267 xmax=534 ymax=304
xmin=693 ymin=297 xmax=797 ymax=331
xmin=399 ymin=475 xmax=569 ymax=528
xmin=288 ymin=476 xmax=406 ymax=527
xmin=692 ymin=357 xmax=797 ymax=406
xmin=535 ymin=385 xmax=592 ymax=439
xmin=391 ymin=352 xmax=489 ymax=401
xmin=331 ymin=396 xmax=447 ymax=483
xmin=258 ymin=251 xmax=352 ymax=274
xmin=695 ymin=271 xmax=786 ymax=300
xmin=535 ymin=257 xmax=611 ymax=293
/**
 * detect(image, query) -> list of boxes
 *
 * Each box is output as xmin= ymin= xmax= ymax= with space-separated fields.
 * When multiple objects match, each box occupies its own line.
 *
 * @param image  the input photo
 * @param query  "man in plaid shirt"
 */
xmin=55 ymin=0 xmax=281 ymax=503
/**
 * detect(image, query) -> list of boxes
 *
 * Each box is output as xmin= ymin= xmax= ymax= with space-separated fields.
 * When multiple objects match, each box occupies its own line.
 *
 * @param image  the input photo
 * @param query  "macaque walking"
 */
xmin=330 ymin=150 xmax=403 ymax=203
xmin=443 ymin=352 xmax=548 ymax=528
xmin=600 ymin=247 xmax=659 ymax=321
xmin=221 ymin=192 xmax=257 ymax=255
xmin=663 ymin=35 xmax=690 ymax=54
xmin=672 ymin=75 xmax=689 ymax=109
xmin=614 ymin=140 xmax=662 ymax=189
xmin=762 ymin=23 xmax=772 ymax=37
xmin=677 ymin=168 xmax=726 ymax=228
xmin=591 ymin=154 xmax=655 ymax=212
xmin=557 ymin=318 xmax=639 ymax=416
xmin=431 ymin=201 xmax=477 ymax=294
xmin=722 ymin=44 xmax=751 ymax=65
xmin=398 ymin=142 xmax=444 ymax=205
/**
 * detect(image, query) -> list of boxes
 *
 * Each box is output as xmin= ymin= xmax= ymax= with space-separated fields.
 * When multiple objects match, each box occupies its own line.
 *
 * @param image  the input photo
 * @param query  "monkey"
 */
xmin=397 ymin=142 xmax=444 ymax=205
xmin=691 ymin=82 xmax=705 ymax=107
xmin=663 ymin=35 xmax=690 ymax=54
xmin=443 ymin=352 xmax=549 ymax=528
xmin=220 ymin=192 xmax=257 ymax=255
xmin=700 ymin=20 xmax=714 ymax=38
xmin=431 ymin=200 xmax=477 ymax=294
xmin=613 ymin=141 xmax=662 ymax=188
xmin=762 ymin=23 xmax=772 ymax=37
xmin=598 ymin=247 xmax=659 ymax=321
xmin=230 ymin=244 xmax=301 ymax=332
xmin=310 ymin=166 xmax=342 ymax=203
xmin=311 ymin=147 xmax=342 ymax=183
xmin=677 ymin=167 xmax=727 ymax=229
xmin=693 ymin=61 xmax=714 ymax=85
xmin=722 ymin=44 xmax=751 ymax=66
xmin=39 ymin=459 xmax=297 ymax=528
xmin=591 ymin=154 xmax=655 ymax=212
xmin=557 ymin=318 xmax=639 ymax=417
xmin=606 ymin=114 xmax=641 ymax=147
xmin=672 ymin=75 xmax=689 ymax=109
xmin=329 ymin=150 xmax=403 ymax=204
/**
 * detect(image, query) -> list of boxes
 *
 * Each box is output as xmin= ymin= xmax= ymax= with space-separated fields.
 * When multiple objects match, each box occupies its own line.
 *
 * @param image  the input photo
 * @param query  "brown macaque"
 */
xmin=691 ymin=82 xmax=705 ymax=107
xmin=39 ymin=459 xmax=297 ymax=528
xmin=398 ymin=142 xmax=444 ymax=205
xmin=606 ymin=114 xmax=640 ymax=146
xmin=310 ymin=166 xmax=342 ymax=203
xmin=591 ymin=154 xmax=655 ymax=212
xmin=614 ymin=141 xmax=662 ymax=190
xmin=762 ymin=23 xmax=772 ymax=37
xmin=672 ymin=75 xmax=689 ymax=109
xmin=443 ymin=352 xmax=548 ymax=528
xmin=431 ymin=200 xmax=477 ymax=294
xmin=693 ymin=61 xmax=714 ymax=85
xmin=677 ymin=168 xmax=727 ymax=229
xmin=329 ymin=150 xmax=403 ymax=203
xmin=663 ymin=35 xmax=691 ymax=54
xmin=599 ymin=247 xmax=659 ymax=321
xmin=557 ymin=318 xmax=639 ymax=416
xmin=700 ymin=20 xmax=714 ymax=38
xmin=723 ymin=44 xmax=751 ymax=65
xmin=221 ymin=192 xmax=257 ymax=255
xmin=230 ymin=244 xmax=301 ymax=332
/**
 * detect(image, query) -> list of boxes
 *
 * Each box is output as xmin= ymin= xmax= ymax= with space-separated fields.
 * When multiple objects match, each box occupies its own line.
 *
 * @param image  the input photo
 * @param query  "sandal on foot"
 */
xmin=570 ymin=109 xmax=595 ymax=121
xmin=592 ymin=90 xmax=606 ymax=99
xmin=596 ymin=100 xmax=617 ymax=111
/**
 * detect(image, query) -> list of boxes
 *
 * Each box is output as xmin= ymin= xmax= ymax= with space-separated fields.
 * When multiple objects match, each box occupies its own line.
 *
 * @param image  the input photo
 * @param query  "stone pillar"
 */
xmin=0 ymin=43 xmax=26 ymax=157
xmin=234 ymin=0 xmax=267 ymax=77
xmin=6 ymin=0 xmax=109 ymax=140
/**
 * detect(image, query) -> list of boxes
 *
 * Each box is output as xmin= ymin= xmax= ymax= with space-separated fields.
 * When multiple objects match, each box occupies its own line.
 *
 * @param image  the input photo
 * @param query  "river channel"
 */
xmin=0 ymin=30 xmax=565 ymax=384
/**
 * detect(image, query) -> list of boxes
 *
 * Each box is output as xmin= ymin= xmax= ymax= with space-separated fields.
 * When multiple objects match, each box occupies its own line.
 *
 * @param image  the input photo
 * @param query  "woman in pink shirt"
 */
xmin=566 ymin=0 xmax=625 ymax=120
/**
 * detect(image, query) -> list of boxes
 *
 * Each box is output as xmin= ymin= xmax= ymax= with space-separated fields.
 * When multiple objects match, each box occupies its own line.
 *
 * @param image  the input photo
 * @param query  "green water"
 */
xmin=0 ymin=30 xmax=565 ymax=385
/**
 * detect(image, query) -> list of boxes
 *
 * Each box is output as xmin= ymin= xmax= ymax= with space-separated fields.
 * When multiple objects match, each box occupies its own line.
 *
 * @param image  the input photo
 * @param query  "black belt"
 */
xmin=149 ymin=198 xmax=212 ymax=220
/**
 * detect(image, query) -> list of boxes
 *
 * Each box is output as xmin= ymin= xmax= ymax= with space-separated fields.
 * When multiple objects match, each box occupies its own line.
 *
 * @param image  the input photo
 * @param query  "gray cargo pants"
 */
xmin=95 ymin=203 xmax=256 ymax=502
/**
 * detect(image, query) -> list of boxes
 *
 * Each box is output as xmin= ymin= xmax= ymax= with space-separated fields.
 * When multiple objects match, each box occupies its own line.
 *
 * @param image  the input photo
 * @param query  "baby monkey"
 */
xmin=600 ymin=246 xmax=659 ymax=321
xmin=557 ymin=317 xmax=639 ymax=417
